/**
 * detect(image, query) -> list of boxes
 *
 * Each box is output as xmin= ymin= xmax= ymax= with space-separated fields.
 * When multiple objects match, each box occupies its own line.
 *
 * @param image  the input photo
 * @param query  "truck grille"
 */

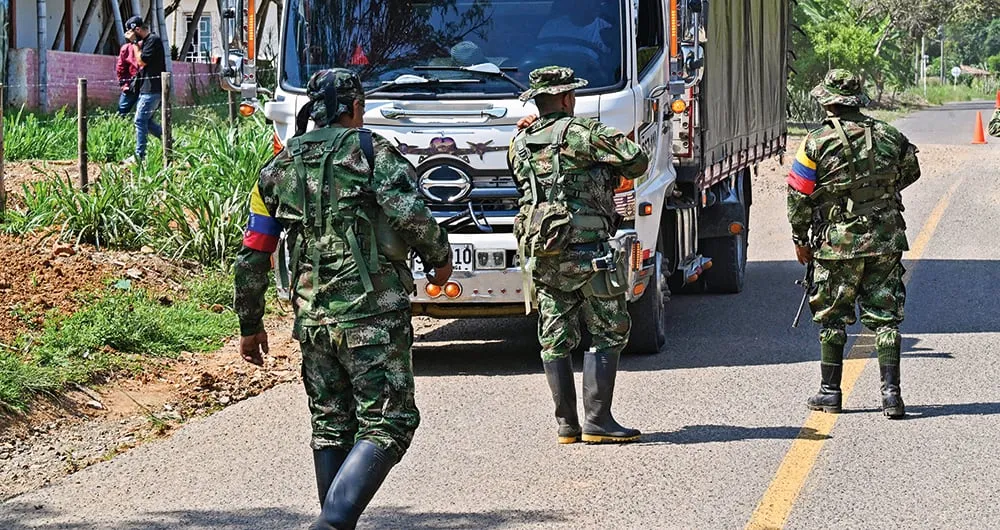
xmin=416 ymin=162 xmax=520 ymax=234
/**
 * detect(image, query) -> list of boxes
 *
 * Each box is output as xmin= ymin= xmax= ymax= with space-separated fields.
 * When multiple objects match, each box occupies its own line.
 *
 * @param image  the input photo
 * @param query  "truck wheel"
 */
xmin=625 ymin=242 xmax=667 ymax=355
xmin=700 ymin=232 xmax=748 ymax=293
xmin=702 ymin=168 xmax=751 ymax=294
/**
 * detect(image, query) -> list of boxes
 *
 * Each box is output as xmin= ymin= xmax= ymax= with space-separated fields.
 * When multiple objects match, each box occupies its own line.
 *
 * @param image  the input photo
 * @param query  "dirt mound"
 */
xmin=0 ymin=234 xmax=111 ymax=344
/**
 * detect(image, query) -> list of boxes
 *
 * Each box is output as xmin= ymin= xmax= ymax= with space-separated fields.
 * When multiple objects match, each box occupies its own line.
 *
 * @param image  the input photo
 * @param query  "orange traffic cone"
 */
xmin=995 ymin=90 xmax=1000 ymax=108
xmin=973 ymin=112 xmax=987 ymax=145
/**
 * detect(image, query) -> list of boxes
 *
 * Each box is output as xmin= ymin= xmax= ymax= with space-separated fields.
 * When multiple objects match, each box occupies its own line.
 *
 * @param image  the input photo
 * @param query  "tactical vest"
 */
xmin=812 ymin=117 xmax=901 ymax=223
xmin=512 ymin=117 xmax=615 ymax=310
xmin=280 ymin=126 xmax=406 ymax=300
xmin=513 ymin=117 xmax=612 ymax=251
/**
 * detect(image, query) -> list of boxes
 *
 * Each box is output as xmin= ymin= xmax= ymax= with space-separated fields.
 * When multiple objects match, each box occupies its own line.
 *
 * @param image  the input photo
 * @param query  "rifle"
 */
xmin=792 ymin=261 xmax=814 ymax=328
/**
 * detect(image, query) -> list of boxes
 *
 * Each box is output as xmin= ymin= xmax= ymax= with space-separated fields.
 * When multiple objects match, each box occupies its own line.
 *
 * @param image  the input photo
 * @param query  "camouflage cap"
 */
xmin=306 ymin=68 xmax=365 ymax=126
xmin=518 ymin=66 xmax=589 ymax=102
xmin=811 ymin=69 xmax=871 ymax=108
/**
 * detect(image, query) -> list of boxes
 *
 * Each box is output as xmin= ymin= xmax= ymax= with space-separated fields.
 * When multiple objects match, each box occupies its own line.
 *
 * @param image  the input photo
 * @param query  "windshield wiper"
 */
xmin=414 ymin=63 xmax=528 ymax=92
xmin=365 ymin=74 xmax=481 ymax=97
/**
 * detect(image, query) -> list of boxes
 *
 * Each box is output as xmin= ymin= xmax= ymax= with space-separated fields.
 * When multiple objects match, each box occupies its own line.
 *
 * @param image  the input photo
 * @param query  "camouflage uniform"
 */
xmin=512 ymin=111 xmax=647 ymax=362
xmin=510 ymin=66 xmax=648 ymax=444
xmin=989 ymin=109 xmax=1000 ymax=138
xmin=234 ymin=70 xmax=450 ymax=459
xmin=787 ymin=69 xmax=920 ymax=418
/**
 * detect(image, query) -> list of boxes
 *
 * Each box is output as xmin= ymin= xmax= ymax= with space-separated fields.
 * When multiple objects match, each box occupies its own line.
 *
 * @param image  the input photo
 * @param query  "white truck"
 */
xmin=220 ymin=0 xmax=789 ymax=354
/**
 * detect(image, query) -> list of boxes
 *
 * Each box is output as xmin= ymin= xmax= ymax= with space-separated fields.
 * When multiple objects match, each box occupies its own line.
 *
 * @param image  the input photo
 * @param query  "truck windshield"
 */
xmin=282 ymin=0 xmax=625 ymax=96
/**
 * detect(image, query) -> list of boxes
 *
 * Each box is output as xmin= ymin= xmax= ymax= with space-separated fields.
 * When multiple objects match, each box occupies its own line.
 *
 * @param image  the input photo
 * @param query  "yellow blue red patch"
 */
xmin=243 ymin=184 xmax=281 ymax=253
xmin=787 ymin=141 xmax=818 ymax=194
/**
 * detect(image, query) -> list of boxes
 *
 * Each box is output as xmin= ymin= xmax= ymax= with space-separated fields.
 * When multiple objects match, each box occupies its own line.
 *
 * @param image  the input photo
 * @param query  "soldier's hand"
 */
xmin=795 ymin=245 xmax=813 ymax=265
xmin=427 ymin=260 xmax=453 ymax=286
xmin=517 ymin=114 xmax=539 ymax=130
xmin=239 ymin=330 xmax=269 ymax=366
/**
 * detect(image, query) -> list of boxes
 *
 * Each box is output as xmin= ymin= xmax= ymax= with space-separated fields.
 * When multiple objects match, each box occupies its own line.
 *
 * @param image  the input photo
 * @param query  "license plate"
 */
xmin=412 ymin=244 xmax=474 ymax=273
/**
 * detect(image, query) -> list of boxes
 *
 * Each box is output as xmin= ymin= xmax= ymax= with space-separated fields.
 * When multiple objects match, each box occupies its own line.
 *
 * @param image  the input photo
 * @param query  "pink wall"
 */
xmin=7 ymin=48 xmax=221 ymax=110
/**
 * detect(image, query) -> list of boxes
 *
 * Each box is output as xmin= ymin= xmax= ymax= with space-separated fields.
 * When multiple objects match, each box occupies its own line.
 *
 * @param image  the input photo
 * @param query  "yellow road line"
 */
xmin=744 ymin=177 xmax=963 ymax=530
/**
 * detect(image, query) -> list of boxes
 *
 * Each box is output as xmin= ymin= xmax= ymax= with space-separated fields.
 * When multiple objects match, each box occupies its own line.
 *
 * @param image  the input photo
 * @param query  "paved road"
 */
xmin=3 ymin=101 xmax=999 ymax=529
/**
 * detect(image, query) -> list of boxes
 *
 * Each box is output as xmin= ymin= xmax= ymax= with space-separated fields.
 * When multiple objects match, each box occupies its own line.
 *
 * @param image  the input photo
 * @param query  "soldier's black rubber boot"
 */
xmin=880 ymin=364 xmax=905 ymax=419
xmin=543 ymin=357 xmax=582 ymax=444
xmin=311 ymin=440 xmax=397 ymax=530
xmin=313 ymin=447 xmax=350 ymax=506
xmin=806 ymin=363 xmax=843 ymax=413
xmin=581 ymin=349 xmax=640 ymax=444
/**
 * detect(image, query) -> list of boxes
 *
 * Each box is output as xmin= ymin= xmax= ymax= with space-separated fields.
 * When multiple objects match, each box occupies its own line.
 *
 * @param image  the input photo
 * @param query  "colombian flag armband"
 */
xmin=243 ymin=184 xmax=281 ymax=253
xmin=787 ymin=141 xmax=818 ymax=195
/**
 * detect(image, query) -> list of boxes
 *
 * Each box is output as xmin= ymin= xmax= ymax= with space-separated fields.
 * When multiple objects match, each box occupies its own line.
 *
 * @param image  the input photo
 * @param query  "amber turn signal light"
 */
xmin=639 ymin=202 xmax=654 ymax=216
xmin=272 ymin=132 xmax=284 ymax=155
xmin=239 ymin=103 xmax=256 ymax=117
xmin=633 ymin=283 xmax=646 ymax=297
xmin=444 ymin=282 xmax=462 ymax=299
xmin=670 ymin=98 xmax=687 ymax=114
xmin=729 ymin=222 xmax=744 ymax=235
xmin=425 ymin=283 xmax=443 ymax=298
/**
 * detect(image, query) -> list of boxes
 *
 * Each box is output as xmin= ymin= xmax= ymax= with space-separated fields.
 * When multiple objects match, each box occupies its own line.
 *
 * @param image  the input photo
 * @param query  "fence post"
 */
xmin=0 ymin=84 xmax=6 ymax=222
xmin=78 ymin=78 xmax=89 ymax=192
xmin=162 ymin=72 xmax=172 ymax=167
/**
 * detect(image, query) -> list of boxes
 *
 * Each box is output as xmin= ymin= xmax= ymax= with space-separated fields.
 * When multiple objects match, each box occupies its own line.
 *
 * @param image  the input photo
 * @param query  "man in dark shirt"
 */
xmin=124 ymin=16 xmax=165 ymax=162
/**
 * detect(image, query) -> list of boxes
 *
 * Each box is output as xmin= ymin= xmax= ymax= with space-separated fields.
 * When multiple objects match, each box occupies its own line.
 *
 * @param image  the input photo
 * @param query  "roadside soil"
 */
xmin=3 ymin=161 xmax=105 ymax=209
xmin=0 ymin=140 xmax=967 ymax=502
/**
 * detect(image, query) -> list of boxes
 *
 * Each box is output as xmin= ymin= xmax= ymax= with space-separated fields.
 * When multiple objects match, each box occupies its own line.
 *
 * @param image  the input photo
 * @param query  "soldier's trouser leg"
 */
xmin=580 ymin=293 xmax=639 ymax=443
xmin=536 ymin=285 xmax=584 ymax=442
xmin=808 ymin=258 xmax=865 ymax=412
xmin=301 ymin=325 xmax=359 ymax=504
xmin=535 ymin=285 xmax=584 ymax=362
xmin=857 ymin=253 xmax=906 ymax=418
xmin=306 ymin=311 xmax=419 ymax=529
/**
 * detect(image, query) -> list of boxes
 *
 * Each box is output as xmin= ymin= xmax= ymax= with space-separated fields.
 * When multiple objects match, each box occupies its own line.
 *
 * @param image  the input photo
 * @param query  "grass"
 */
xmin=0 ymin=98 xmax=274 ymax=413
xmin=0 ymin=274 xmax=237 ymax=412
xmin=2 ymin=108 xmax=271 ymax=269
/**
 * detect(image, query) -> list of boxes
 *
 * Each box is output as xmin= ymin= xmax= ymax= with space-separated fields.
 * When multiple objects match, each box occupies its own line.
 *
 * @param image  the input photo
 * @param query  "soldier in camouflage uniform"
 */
xmin=989 ymin=90 xmax=1000 ymax=137
xmin=510 ymin=66 xmax=649 ymax=444
xmin=234 ymin=69 xmax=452 ymax=529
xmin=787 ymin=69 xmax=920 ymax=419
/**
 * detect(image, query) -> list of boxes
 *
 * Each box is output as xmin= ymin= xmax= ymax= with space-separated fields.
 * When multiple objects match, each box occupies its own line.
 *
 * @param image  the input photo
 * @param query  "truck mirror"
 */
xmin=218 ymin=0 xmax=245 ymax=92
xmin=222 ymin=51 xmax=244 ymax=90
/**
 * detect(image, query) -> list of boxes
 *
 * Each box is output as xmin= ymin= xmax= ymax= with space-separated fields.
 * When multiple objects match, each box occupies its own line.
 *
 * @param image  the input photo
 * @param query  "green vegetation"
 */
xmin=2 ymin=109 xmax=271 ymax=270
xmin=0 ymin=102 xmax=271 ymax=413
xmin=790 ymin=0 xmax=1000 ymax=122
xmin=0 ymin=274 xmax=237 ymax=412
xmin=905 ymin=78 xmax=1000 ymax=105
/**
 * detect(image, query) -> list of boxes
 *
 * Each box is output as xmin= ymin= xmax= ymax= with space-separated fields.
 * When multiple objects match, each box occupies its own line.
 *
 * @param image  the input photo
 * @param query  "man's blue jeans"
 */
xmin=134 ymin=94 xmax=162 ymax=159
xmin=117 ymin=90 xmax=139 ymax=117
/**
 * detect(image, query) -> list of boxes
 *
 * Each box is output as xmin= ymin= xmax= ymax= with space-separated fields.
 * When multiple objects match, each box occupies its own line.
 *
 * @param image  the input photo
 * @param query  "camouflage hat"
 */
xmin=518 ymin=66 xmax=589 ymax=102
xmin=306 ymin=68 xmax=365 ymax=126
xmin=811 ymin=69 xmax=871 ymax=108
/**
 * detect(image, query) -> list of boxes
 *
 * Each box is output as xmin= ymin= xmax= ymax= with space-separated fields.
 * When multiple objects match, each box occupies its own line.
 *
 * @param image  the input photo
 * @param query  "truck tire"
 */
xmin=701 ymin=168 xmax=751 ymax=294
xmin=700 ymin=232 xmax=748 ymax=294
xmin=624 ymin=238 xmax=667 ymax=355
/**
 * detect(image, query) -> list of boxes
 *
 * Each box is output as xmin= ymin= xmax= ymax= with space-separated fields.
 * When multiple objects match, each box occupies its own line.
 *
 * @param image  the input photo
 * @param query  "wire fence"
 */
xmin=0 ymin=70 xmax=264 ymax=220
xmin=1 ymin=67 xmax=275 ymax=90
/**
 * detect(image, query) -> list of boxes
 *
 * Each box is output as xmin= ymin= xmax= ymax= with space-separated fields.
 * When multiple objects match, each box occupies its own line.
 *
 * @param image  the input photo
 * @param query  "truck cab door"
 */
xmin=633 ymin=0 xmax=673 ymax=190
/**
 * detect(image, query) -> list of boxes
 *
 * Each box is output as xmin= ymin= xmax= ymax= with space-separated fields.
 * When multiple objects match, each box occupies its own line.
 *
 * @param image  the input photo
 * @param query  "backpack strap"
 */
xmin=513 ymin=117 xmax=573 ymax=314
xmin=829 ymin=117 xmax=858 ymax=181
xmin=358 ymin=127 xmax=376 ymax=170
xmin=548 ymin=117 xmax=572 ymax=179
xmin=816 ymin=119 xmax=898 ymax=221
